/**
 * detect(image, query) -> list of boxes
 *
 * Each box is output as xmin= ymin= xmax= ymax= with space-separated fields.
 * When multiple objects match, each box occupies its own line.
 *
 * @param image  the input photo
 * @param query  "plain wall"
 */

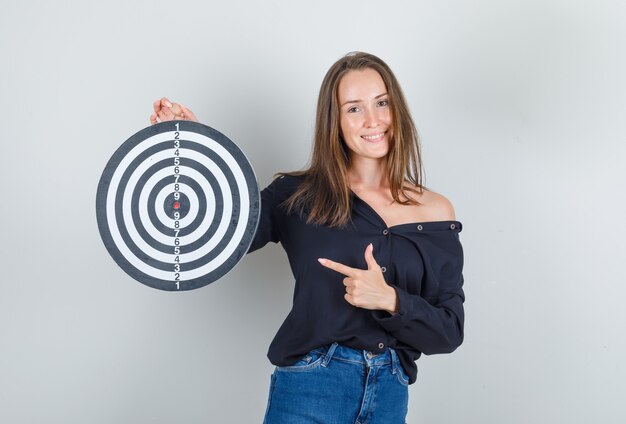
xmin=1 ymin=0 xmax=625 ymax=422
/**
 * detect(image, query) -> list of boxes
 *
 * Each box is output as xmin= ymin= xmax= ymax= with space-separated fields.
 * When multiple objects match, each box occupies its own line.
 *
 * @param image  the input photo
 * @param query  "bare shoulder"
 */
xmin=415 ymin=188 xmax=456 ymax=221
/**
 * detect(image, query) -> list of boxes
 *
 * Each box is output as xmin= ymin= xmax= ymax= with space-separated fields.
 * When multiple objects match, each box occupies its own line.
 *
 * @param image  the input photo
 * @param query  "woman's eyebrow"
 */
xmin=341 ymin=92 xmax=388 ymax=107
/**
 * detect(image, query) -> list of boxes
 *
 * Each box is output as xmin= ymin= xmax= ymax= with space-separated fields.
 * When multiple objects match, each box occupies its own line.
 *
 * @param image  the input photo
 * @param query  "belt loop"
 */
xmin=389 ymin=348 xmax=399 ymax=375
xmin=322 ymin=342 xmax=339 ymax=367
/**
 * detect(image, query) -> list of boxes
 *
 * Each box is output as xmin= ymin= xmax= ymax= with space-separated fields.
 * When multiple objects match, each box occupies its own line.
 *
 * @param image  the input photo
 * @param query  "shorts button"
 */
xmin=378 ymin=342 xmax=385 ymax=349
xmin=417 ymin=224 xmax=423 ymax=231
xmin=383 ymin=229 xmax=389 ymax=235
xmin=381 ymin=266 xmax=387 ymax=273
xmin=450 ymin=223 xmax=456 ymax=230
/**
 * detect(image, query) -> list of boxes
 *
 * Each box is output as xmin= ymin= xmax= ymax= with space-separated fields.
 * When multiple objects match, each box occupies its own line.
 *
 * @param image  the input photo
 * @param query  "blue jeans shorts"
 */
xmin=263 ymin=342 xmax=409 ymax=424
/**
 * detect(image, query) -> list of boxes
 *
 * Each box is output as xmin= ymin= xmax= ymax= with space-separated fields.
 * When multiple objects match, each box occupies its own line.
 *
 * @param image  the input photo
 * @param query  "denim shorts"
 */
xmin=263 ymin=342 xmax=409 ymax=424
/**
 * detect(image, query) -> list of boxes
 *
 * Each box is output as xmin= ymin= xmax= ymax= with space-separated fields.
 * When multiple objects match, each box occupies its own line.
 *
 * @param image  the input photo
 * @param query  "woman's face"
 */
xmin=338 ymin=68 xmax=392 ymax=162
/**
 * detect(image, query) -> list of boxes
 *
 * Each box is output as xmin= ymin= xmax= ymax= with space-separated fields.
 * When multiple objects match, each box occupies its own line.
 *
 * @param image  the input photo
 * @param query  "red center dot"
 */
xmin=173 ymin=201 xmax=181 ymax=210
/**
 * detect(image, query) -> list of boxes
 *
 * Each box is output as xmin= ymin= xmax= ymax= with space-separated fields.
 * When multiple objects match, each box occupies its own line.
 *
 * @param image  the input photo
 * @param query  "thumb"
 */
xmin=170 ymin=103 xmax=183 ymax=116
xmin=364 ymin=243 xmax=379 ymax=271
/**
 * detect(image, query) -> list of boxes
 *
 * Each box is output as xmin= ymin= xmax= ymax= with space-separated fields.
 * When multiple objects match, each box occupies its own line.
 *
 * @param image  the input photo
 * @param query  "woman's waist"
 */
xmin=310 ymin=342 xmax=398 ymax=367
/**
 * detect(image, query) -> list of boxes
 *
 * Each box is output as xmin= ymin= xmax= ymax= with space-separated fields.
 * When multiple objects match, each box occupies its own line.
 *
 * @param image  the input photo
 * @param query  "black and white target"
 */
xmin=96 ymin=121 xmax=260 ymax=291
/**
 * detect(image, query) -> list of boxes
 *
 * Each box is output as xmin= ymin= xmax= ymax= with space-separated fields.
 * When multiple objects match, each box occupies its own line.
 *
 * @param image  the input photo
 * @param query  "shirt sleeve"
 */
xmin=247 ymin=178 xmax=281 ymax=253
xmin=371 ymin=237 xmax=465 ymax=355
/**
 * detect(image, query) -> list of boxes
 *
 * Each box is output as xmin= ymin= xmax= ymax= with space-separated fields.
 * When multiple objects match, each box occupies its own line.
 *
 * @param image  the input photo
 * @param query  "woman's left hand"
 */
xmin=318 ymin=244 xmax=398 ymax=314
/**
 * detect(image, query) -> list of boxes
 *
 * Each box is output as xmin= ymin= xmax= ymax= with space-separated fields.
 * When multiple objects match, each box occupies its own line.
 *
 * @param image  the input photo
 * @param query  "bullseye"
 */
xmin=96 ymin=120 xmax=260 ymax=291
xmin=163 ymin=191 xmax=190 ymax=220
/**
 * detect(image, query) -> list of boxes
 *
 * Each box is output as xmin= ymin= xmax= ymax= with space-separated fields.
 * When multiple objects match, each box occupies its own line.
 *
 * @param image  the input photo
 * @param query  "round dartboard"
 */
xmin=96 ymin=121 xmax=260 ymax=291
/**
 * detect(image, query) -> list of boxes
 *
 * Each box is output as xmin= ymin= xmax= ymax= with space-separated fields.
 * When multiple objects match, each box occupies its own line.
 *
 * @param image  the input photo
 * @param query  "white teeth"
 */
xmin=362 ymin=133 xmax=384 ymax=141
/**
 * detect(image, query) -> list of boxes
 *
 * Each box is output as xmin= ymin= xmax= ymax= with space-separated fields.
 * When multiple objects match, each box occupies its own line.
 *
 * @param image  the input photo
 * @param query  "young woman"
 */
xmin=150 ymin=52 xmax=465 ymax=424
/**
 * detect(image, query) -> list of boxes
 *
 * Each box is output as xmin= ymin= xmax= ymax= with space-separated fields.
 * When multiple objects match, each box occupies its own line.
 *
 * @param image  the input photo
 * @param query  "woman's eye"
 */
xmin=378 ymin=99 xmax=389 ymax=107
xmin=347 ymin=106 xmax=360 ymax=113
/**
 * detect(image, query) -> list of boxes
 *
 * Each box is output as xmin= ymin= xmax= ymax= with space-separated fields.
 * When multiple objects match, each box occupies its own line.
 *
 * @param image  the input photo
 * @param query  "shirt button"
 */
xmin=378 ymin=342 xmax=385 ymax=349
xmin=417 ymin=224 xmax=423 ymax=231
xmin=382 ymin=229 xmax=389 ymax=235
xmin=450 ymin=223 xmax=456 ymax=230
xmin=381 ymin=266 xmax=387 ymax=273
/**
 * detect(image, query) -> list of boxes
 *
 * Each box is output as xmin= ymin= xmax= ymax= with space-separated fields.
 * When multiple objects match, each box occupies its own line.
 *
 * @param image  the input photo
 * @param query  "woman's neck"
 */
xmin=347 ymin=157 xmax=389 ymax=190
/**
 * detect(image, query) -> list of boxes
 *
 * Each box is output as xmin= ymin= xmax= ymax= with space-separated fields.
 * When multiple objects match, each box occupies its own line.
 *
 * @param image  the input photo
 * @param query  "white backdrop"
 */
xmin=1 ymin=0 xmax=625 ymax=422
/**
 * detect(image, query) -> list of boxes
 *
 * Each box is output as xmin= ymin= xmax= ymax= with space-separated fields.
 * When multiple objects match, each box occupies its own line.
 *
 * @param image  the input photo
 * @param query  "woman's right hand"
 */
xmin=150 ymin=97 xmax=199 ymax=124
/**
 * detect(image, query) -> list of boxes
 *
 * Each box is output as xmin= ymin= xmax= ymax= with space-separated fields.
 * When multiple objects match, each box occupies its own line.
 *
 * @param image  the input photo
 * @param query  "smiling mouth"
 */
xmin=361 ymin=131 xmax=386 ymax=142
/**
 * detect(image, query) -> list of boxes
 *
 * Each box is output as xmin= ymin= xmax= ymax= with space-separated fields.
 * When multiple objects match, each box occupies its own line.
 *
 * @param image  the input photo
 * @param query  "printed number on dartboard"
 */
xmin=174 ymin=123 xmax=181 ymax=289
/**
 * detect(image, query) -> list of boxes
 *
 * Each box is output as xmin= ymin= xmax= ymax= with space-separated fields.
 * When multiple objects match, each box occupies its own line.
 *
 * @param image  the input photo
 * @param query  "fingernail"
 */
xmin=318 ymin=258 xmax=327 ymax=265
xmin=165 ymin=101 xmax=172 ymax=108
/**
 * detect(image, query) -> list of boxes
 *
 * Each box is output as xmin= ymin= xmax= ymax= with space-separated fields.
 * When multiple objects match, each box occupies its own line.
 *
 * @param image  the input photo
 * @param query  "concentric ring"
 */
xmin=96 ymin=121 xmax=260 ymax=291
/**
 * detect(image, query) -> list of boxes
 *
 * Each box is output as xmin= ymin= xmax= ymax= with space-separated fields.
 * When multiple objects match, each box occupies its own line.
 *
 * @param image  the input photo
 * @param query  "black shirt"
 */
xmin=248 ymin=175 xmax=465 ymax=384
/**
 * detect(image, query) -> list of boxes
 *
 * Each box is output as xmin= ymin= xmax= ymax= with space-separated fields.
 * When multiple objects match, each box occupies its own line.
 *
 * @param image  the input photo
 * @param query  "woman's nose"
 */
xmin=364 ymin=110 xmax=380 ymax=128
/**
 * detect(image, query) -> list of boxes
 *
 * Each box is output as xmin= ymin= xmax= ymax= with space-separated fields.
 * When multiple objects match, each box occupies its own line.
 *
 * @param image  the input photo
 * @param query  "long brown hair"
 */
xmin=280 ymin=52 xmax=424 ymax=227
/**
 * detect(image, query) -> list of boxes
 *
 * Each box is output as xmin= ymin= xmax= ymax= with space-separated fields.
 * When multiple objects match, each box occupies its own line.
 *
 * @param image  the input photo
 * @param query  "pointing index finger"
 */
xmin=318 ymin=258 xmax=357 ymax=278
